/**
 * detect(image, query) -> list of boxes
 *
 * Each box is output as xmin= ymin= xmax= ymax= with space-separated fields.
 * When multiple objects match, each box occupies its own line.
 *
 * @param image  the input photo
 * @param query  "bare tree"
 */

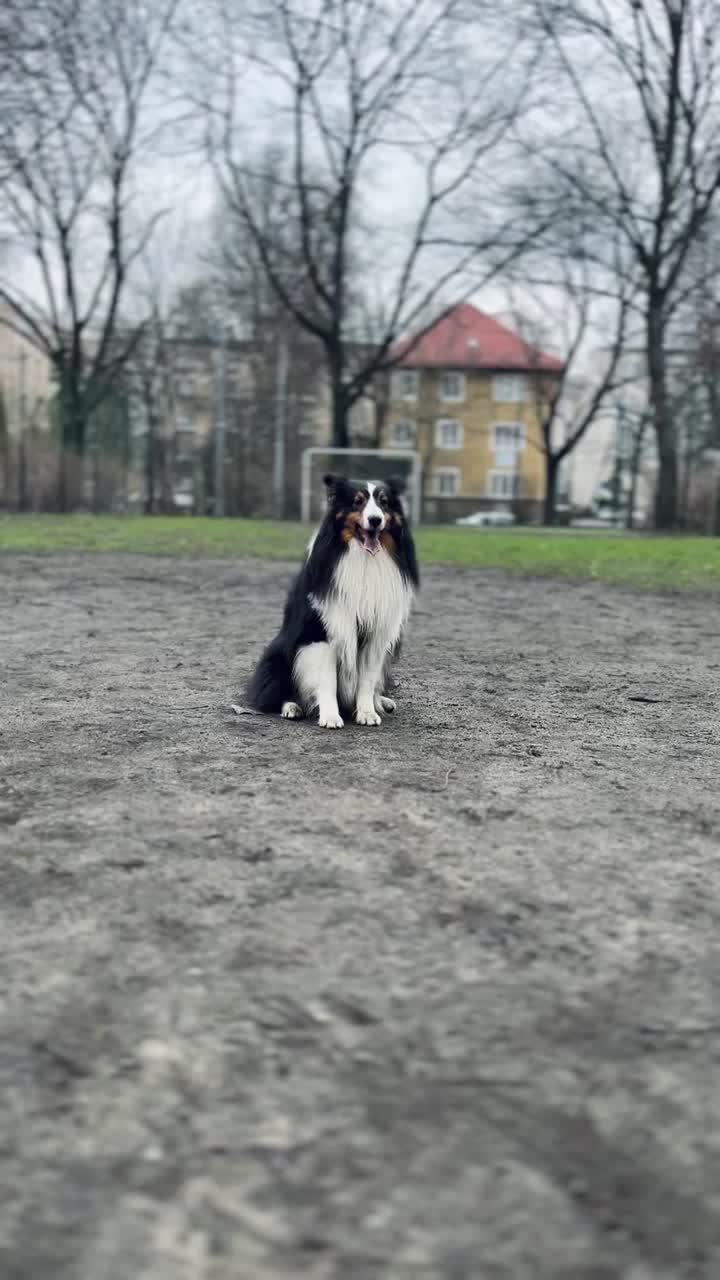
xmin=1 ymin=3 xmax=69 ymax=178
xmin=205 ymin=195 xmax=371 ymax=513
xmin=507 ymin=236 xmax=636 ymax=525
xmin=666 ymin=362 xmax=720 ymax=528
xmin=0 ymin=0 xmax=179 ymax=508
xmin=196 ymin=0 xmax=544 ymax=449
xmin=527 ymin=0 xmax=720 ymax=530
xmin=125 ymin=303 xmax=178 ymax=514
xmin=120 ymin=230 xmax=204 ymax=516
xmin=617 ymin=406 xmax=651 ymax=531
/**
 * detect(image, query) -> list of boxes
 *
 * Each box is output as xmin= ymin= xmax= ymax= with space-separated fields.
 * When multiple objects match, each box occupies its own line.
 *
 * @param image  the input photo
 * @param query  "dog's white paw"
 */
xmin=281 ymin=701 xmax=303 ymax=720
xmin=356 ymin=705 xmax=382 ymax=726
xmin=375 ymin=695 xmax=396 ymax=714
xmin=318 ymin=709 xmax=344 ymax=729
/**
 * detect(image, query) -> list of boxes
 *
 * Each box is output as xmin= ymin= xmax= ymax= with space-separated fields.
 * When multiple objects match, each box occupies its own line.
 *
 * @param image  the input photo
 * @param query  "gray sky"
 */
xmin=2 ymin=0 xmax=627 ymax=378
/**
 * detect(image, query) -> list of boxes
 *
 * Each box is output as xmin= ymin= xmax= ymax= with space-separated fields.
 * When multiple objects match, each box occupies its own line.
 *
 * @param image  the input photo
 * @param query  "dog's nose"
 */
xmin=367 ymin=514 xmax=382 ymax=530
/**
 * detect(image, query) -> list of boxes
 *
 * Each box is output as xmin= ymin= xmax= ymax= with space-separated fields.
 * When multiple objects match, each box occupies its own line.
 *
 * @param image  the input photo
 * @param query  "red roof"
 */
xmin=395 ymin=303 xmax=563 ymax=373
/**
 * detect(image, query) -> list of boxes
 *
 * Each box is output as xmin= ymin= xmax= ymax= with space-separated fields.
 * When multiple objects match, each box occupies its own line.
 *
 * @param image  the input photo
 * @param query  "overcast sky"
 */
xmin=2 ymin=0 xmax=630 ymax=376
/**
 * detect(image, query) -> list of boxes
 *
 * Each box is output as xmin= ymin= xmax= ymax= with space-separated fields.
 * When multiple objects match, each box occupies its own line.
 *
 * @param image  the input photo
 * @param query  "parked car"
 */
xmin=455 ymin=509 xmax=516 ymax=527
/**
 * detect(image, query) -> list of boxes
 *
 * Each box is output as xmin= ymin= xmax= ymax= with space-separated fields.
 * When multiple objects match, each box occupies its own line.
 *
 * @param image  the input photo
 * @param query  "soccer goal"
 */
xmin=300 ymin=447 xmax=423 ymax=525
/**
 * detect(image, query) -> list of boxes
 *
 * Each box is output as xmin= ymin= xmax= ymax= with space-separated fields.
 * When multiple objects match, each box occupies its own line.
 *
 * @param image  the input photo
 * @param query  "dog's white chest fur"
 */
xmin=310 ymin=540 xmax=413 ymax=701
xmin=333 ymin=539 xmax=412 ymax=630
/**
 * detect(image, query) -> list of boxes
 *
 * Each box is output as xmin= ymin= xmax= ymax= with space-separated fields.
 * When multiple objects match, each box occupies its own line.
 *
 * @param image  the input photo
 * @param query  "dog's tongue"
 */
xmin=365 ymin=535 xmax=380 ymax=555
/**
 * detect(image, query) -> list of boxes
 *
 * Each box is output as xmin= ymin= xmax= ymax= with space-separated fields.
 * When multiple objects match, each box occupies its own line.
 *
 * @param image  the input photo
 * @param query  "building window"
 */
xmin=492 ymin=422 xmax=524 ymax=467
xmin=493 ymin=373 xmax=527 ymax=403
xmin=488 ymin=471 xmax=520 ymax=499
xmin=433 ymin=467 xmax=461 ymax=496
xmin=392 ymin=369 xmax=419 ymax=402
xmin=390 ymin=420 xmax=416 ymax=447
xmin=435 ymin=418 xmax=463 ymax=449
xmin=438 ymin=371 xmax=466 ymax=403
xmin=175 ymin=411 xmax=193 ymax=434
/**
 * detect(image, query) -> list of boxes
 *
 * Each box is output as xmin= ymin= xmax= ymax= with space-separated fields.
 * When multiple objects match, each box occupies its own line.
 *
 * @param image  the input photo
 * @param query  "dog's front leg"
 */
xmin=355 ymin=638 xmax=388 ymax=726
xmin=294 ymin=641 xmax=344 ymax=729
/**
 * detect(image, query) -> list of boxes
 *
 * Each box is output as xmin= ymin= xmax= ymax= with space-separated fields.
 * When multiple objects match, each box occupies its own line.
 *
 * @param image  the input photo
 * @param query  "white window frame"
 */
xmin=390 ymin=419 xmax=416 ymax=448
xmin=433 ymin=466 xmax=461 ymax=497
xmin=487 ymin=470 xmax=520 ymax=499
xmin=392 ymin=369 xmax=419 ymax=402
xmin=492 ymin=422 xmax=525 ymax=467
xmin=493 ymin=373 xmax=528 ymax=404
xmin=434 ymin=417 xmax=464 ymax=450
xmin=438 ymin=370 xmax=466 ymax=403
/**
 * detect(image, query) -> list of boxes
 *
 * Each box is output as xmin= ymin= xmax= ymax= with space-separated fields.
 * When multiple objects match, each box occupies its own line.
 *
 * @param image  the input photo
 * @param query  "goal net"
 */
xmin=300 ymin=447 xmax=422 ymax=525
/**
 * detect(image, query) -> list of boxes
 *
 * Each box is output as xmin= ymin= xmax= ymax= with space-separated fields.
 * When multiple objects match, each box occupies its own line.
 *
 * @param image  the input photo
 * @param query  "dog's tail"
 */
xmin=244 ymin=640 xmax=295 ymax=715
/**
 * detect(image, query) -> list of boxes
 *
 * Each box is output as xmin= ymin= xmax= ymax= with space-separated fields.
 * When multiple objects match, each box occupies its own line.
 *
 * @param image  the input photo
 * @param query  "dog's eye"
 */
xmin=354 ymin=492 xmax=365 ymax=507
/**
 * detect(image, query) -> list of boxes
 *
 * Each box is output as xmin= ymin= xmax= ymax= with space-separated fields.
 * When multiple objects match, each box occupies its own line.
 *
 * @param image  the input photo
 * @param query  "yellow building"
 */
xmin=0 ymin=308 xmax=55 ymax=508
xmin=381 ymin=303 xmax=563 ymax=522
xmin=0 ymin=308 xmax=53 ymax=433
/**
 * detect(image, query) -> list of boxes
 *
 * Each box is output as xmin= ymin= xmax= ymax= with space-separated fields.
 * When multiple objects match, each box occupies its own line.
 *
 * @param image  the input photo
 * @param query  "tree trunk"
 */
xmin=17 ymin=434 xmax=28 ymax=512
xmin=679 ymin=436 xmax=693 ymax=530
xmin=543 ymin=452 xmax=559 ymax=525
xmin=57 ymin=450 xmax=68 ymax=513
xmin=58 ymin=447 xmax=84 ymax=512
xmin=92 ymin=447 xmax=102 ymax=514
xmin=331 ymin=388 xmax=350 ymax=449
xmin=610 ymin=453 xmax=623 ymax=526
xmin=328 ymin=343 xmax=350 ymax=449
xmin=57 ymin=371 xmax=87 ymax=511
xmin=646 ymin=306 xmax=677 ymax=530
xmin=160 ymin=434 xmax=174 ymax=513
xmin=145 ymin=408 xmax=157 ymax=514
xmin=626 ymin=417 xmax=646 ymax=531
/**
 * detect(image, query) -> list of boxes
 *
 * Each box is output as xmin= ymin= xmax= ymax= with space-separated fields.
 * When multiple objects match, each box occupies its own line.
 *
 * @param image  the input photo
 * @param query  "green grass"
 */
xmin=1 ymin=514 xmax=719 ymax=590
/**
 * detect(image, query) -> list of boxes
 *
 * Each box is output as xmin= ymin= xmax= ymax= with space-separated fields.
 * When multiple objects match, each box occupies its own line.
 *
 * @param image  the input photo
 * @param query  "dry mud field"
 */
xmin=1 ymin=552 xmax=719 ymax=1279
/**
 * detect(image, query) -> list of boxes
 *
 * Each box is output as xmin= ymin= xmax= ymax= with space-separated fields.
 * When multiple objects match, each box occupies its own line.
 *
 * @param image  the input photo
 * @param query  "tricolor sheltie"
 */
xmin=246 ymin=474 xmax=419 ymax=728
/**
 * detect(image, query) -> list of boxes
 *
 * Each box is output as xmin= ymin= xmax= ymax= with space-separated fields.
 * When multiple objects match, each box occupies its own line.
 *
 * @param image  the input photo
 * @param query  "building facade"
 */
xmin=0 ymin=308 xmax=55 ymax=508
xmin=381 ymin=303 xmax=563 ymax=523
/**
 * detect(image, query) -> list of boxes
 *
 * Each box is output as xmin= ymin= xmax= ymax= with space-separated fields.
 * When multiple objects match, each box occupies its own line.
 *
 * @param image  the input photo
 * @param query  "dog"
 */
xmin=245 ymin=473 xmax=419 ymax=728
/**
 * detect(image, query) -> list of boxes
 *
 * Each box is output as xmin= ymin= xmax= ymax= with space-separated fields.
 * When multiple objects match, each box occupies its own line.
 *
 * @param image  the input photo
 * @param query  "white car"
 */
xmin=455 ymin=509 xmax=516 ymax=527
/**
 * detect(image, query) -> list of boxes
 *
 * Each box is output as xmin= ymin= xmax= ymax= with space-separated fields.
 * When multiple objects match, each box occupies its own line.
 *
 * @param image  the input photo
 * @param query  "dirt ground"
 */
xmin=1 ymin=553 xmax=719 ymax=1280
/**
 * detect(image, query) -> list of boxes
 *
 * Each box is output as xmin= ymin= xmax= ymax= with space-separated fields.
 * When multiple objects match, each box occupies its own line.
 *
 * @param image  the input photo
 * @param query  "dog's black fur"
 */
xmin=245 ymin=474 xmax=418 ymax=716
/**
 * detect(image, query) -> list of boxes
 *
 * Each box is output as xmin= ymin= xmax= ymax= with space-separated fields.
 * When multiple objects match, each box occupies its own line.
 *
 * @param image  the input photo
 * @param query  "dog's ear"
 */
xmin=323 ymin=473 xmax=351 ymax=506
xmin=385 ymin=474 xmax=406 ymax=496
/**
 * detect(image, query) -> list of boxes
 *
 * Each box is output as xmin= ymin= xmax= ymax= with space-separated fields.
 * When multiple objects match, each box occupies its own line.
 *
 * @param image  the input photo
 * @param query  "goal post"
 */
xmin=300 ymin=447 xmax=423 ymax=525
